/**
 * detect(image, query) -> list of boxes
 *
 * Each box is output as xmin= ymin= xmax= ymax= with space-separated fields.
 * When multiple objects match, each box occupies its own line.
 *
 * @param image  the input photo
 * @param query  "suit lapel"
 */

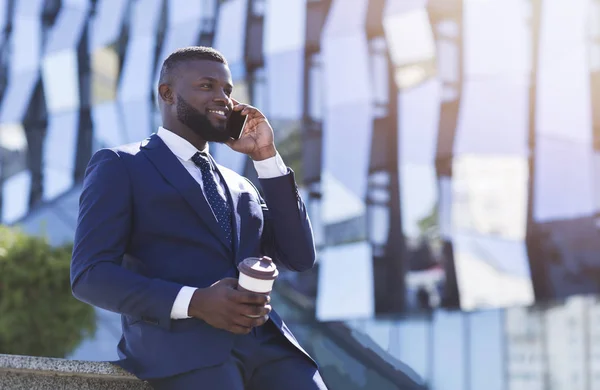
xmin=140 ymin=134 xmax=231 ymax=250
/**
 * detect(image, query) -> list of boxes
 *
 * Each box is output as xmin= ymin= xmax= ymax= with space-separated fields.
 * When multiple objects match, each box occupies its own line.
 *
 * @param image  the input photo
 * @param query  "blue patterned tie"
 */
xmin=191 ymin=152 xmax=233 ymax=247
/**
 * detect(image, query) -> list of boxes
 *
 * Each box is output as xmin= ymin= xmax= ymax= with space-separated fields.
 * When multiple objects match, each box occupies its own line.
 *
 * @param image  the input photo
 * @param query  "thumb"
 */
xmin=218 ymin=277 xmax=239 ymax=288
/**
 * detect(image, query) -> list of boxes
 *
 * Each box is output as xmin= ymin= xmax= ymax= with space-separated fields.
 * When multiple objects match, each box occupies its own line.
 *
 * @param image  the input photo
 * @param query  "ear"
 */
xmin=158 ymin=84 xmax=175 ymax=105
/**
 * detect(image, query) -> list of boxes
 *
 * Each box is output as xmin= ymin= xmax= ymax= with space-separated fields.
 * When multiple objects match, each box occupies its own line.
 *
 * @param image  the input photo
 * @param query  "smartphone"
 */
xmin=226 ymin=110 xmax=247 ymax=140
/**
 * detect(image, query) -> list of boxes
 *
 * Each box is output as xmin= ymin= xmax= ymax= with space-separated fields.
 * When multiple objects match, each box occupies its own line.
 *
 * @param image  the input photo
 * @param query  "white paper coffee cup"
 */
xmin=237 ymin=256 xmax=278 ymax=318
xmin=237 ymin=256 xmax=279 ymax=294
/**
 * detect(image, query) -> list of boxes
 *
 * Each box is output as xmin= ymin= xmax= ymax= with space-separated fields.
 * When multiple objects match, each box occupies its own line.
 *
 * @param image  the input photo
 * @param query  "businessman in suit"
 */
xmin=71 ymin=46 xmax=327 ymax=389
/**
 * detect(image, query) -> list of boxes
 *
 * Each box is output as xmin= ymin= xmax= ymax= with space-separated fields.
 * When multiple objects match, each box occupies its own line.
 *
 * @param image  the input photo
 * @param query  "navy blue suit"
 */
xmin=71 ymin=134 xmax=323 ymax=387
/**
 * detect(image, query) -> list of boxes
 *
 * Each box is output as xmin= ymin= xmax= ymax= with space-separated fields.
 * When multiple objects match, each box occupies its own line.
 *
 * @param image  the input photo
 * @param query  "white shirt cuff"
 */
xmin=170 ymin=286 xmax=197 ymax=319
xmin=253 ymin=152 xmax=288 ymax=179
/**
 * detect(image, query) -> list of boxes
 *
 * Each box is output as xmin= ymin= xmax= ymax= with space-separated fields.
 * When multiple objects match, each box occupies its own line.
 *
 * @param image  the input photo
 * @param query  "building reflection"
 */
xmin=0 ymin=1 xmax=600 ymax=387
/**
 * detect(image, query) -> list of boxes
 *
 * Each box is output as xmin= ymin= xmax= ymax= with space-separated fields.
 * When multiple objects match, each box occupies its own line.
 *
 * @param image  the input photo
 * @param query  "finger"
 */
xmin=240 ymin=304 xmax=272 ymax=318
xmin=233 ymin=103 xmax=248 ymax=112
xmin=251 ymin=315 xmax=268 ymax=327
xmin=241 ymin=106 xmax=262 ymax=116
xmin=231 ymin=97 xmax=240 ymax=105
xmin=217 ymin=278 xmax=239 ymax=288
xmin=233 ymin=314 xmax=256 ymax=328
xmin=245 ymin=117 xmax=269 ymax=129
xmin=231 ymin=290 xmax=270 ymax=305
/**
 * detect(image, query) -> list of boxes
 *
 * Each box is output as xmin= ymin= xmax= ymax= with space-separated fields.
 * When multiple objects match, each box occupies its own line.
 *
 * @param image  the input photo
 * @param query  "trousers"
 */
xmin=148 ymin=320 xmax=328 ymax=390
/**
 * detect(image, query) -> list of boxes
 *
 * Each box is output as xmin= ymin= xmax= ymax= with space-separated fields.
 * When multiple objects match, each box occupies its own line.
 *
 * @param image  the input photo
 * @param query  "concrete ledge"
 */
xmin=0 ymin=354 xmax=151 ymax=389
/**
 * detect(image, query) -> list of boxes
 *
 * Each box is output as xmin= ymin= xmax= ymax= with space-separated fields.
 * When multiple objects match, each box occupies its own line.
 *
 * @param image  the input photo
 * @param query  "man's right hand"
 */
xmin=187 ymin=278 xmax=271 ymax=334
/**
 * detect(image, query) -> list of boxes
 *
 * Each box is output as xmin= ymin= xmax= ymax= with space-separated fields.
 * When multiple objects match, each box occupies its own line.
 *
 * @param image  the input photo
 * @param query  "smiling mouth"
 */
xmin=207 ymin=109 xmax=227 ymax=119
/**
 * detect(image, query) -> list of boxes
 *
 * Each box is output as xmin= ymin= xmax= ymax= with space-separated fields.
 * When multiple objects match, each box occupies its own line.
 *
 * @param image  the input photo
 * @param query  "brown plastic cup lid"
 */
xmin=238 ymin=256 xmax=279 ymax=281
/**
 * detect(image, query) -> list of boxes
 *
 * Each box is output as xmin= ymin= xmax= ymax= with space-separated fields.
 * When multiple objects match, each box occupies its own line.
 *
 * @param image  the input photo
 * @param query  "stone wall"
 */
xmin=0 ymin=354 xmax=150 ymax=390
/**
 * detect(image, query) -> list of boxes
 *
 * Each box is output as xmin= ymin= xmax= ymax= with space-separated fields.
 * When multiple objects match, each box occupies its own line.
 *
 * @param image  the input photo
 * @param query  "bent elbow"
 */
xmin=282 ymin=245 xmax=316 ymax=272
xmin=71 ymin=273 xmax=92 ymax=305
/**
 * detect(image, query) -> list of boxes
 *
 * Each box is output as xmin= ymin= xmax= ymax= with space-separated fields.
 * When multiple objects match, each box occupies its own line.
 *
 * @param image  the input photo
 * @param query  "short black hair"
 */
xmin=159 ymin=46 xmax=227 ymax=85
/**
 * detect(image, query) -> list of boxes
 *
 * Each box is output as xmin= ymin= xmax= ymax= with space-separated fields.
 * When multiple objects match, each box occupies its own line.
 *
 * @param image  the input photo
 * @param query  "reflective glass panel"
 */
xmin=321 ymin=103 xmax=371 ymax=224
xmin=130 ymin=0 xmax=162 ymax=36
xmin=469 ymin=310 xmax=505 ymax=390
xmin=536 ymin=2 xmax=591 ymax=143
xmin=0 ymin=0 xmax=7 ymax=35
xmin=44 ymin=6 xmax=88 ymax=54
xmin=463 ymin=0 xmax=530 ymax=77
xmin=316 ymin=241 xmax=374 ymax=321
xmin=152 ymin=0 xmax=207 ymax=86
xmin=431 ymin=311 xmax=466 ymax=389
xmin=399 ymin=164 xmax=437 ymax=239
xmin=92 ymin=101 xmax=125 ymax=150
xmin=321 ymin=171 xmax=366 ymax=224
xmin=504 ymin=306 xmax=546 ymax=389
xmin=369 ymin=39 xmax=389 ymax=119
xmin=398 ymin=79 xmax=440 ymax=164
xmin=544 ymin=298 xmax=588 ymax=389
xmin=10 ymin=12 xmax=43 ymax=72
xmin=454 ymin=78 xmax=529 ymax=156
xmin=90 ymin=0 xmax=128 ymax=49
xmin=264 ymin=0 xmax=306 ymax=52
xmin=119 ymin=100 xmax=153 ymax=143
xmin=322 ymin=0 xmax=368 ymax=36
xmin=264 ymin=50 xmax=303 ymax=120
xmin=42 ymin=50 xmax=80 ymax=113
xmin=14 ymin=0 xmax=44 ymax=17
xmin=118 ymin=36 xmax=156 ymax=102
xmin=595 ymin=152 xmax=600 ymax=213
xmin=389 ymin=320 xmax=430 ymax=382
xmin=42 ymin=111 xmax=79 ymax=201
xmin=2 ymin=170 xmax=32 ymax=224
xmin=452 ymin=155 xmax=528 ymax=240
xmin=322 ymin=32 xmax=371 ymax=107
xmin=533 ymin=136 xmax=596 ymax=221
xmin=153 ymin=21 xmax=203 ymax=88
xmin=0 ymin=71 xmax=39 ymax=123
xmin=91 ymin=46 xmax=119 ymax=104
xmin=213 ymin=0 xmax=248 ymax=66
xmin=169 ymin=0 xmax=203 ymax=24
xmin=0 ymin=123 xmax=27 ymax=152
xmin=384 ymin=5 xmax=434 ymax=64
xmin=453 ymin=232 xmax=534 ymax=310
xmin=308 ymin=55 xmax=323 ymax=121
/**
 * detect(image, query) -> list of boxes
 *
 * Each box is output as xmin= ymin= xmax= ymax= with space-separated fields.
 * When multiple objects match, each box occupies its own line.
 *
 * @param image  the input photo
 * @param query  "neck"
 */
xmin=162 ymin=119 xmax=207 ymax=151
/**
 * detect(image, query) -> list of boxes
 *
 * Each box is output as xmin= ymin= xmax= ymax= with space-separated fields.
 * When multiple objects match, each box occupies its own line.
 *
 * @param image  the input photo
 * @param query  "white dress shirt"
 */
xmin=156 ymin=127 xmax=288 ymax=319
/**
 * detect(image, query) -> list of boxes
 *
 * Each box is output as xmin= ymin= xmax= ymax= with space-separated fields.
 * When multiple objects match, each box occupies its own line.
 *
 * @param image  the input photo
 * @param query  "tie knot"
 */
xmin=192 ymin=152 xmax=212 ymax=171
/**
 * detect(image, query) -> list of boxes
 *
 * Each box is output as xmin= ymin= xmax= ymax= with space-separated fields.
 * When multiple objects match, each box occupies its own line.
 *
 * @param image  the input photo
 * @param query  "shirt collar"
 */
xmin=157 ymin=126 xmax=209 ymax=161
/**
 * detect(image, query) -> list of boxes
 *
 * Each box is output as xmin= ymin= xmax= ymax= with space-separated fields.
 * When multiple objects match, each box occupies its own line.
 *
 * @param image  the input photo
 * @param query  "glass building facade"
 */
xmin=1 ymin=0 xmax=600 ymax=389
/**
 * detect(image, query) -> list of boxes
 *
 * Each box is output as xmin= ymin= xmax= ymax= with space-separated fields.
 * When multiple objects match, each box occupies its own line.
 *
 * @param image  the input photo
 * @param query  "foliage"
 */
xmin=0 ymin=225 xmax=96 ymax=357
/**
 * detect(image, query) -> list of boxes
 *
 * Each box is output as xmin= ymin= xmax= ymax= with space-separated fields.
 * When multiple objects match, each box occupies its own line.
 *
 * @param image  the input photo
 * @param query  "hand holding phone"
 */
xmin=226 ymin=99 xmax=275 ymax=161
xmin=226 ymin=109 xmax=247 ymax=140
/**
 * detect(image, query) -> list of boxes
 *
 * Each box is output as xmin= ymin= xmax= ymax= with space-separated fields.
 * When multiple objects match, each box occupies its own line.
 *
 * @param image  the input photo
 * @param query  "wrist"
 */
xmin=188 ymin=288 xmax=208 ymax=319
xmin=250 ymin=145 xmax=277 ymax=161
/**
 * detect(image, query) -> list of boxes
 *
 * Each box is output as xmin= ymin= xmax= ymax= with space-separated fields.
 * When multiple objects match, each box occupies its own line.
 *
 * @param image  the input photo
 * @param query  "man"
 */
xmin=71 ymin=46 xmax=327 ymax=389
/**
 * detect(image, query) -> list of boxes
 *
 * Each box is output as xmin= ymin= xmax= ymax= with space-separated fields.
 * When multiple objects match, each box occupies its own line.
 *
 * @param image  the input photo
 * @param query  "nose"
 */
xmin=213 ymin=89 xmax=230 ymax=105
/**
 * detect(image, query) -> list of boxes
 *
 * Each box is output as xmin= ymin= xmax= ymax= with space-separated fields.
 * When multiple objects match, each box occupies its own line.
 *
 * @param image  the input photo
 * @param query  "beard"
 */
xmin=176 ymin=95 xmax=230 ymax=143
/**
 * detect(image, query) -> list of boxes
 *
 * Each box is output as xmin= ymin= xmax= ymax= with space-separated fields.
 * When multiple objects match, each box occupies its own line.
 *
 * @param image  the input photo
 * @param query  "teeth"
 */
xmin=209 ymin=110 xmax=225 ymax=116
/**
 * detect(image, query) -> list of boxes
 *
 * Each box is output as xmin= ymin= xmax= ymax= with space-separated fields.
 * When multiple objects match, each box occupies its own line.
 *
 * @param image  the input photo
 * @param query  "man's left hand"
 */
xmin=226 ymin=98 xmax=277 ymax=161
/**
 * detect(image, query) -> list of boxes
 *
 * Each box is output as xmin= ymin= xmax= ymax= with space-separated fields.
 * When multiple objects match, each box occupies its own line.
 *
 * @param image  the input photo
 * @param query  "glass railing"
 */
xmin=271 ymin=282 xmax=427 ymax=390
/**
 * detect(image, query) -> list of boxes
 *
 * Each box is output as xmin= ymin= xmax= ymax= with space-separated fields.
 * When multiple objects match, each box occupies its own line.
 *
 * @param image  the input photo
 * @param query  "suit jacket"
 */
xmin=70 ymin=133 xmax=317 ymax=380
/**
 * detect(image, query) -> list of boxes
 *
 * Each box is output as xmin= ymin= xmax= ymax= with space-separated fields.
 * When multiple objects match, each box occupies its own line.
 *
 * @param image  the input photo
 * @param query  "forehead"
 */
xmin=176 ymin=60 xmax=232 ymax=83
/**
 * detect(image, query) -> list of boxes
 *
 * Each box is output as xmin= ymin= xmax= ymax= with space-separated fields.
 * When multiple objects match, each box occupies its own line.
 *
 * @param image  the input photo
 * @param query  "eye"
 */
xmin=199 ymin=83 xmax=211 ymax=89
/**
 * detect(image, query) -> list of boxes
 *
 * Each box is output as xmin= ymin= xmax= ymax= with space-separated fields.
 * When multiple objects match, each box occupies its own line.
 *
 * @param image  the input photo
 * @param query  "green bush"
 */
xmin=0 ymin=225 xmax=96 ymax=358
